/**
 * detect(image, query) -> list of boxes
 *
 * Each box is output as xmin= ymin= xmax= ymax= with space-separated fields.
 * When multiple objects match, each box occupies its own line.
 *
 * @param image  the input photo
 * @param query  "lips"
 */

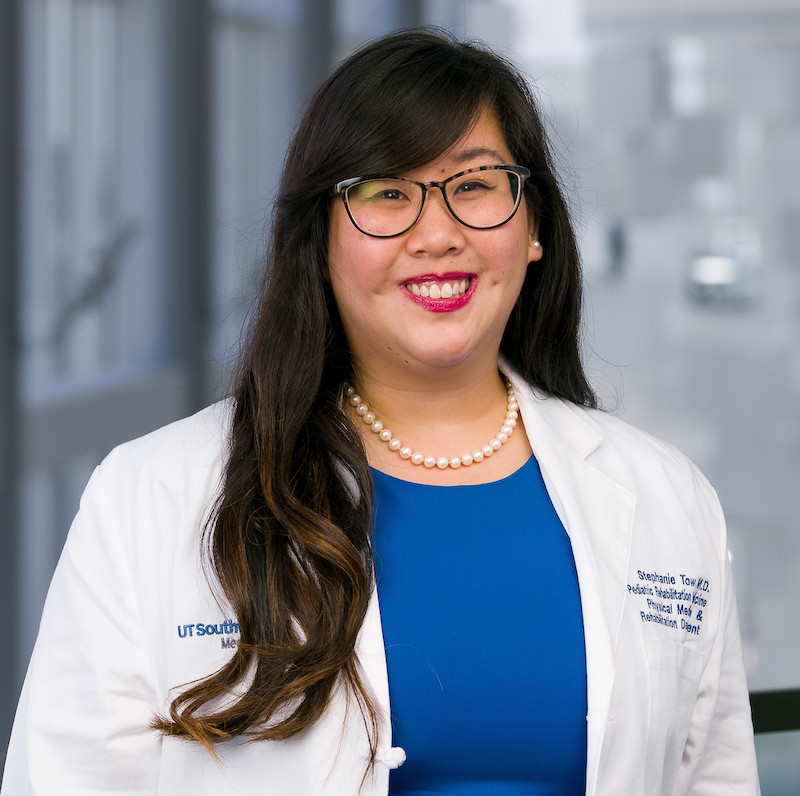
xmin=402 ymin=274 xmax=477 ymax=312
xmin=405 ymin=277 xmax=470 ymax=298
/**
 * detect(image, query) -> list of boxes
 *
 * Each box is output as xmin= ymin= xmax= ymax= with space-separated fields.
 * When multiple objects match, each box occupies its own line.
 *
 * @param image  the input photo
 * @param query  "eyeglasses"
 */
xmin=330 ymin=164 xmax=531 ymax=238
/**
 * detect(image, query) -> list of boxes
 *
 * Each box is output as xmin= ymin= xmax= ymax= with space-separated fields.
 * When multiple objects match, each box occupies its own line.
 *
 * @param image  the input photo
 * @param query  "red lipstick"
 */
xmin=401 ymin=272 xmax=477 ymax=313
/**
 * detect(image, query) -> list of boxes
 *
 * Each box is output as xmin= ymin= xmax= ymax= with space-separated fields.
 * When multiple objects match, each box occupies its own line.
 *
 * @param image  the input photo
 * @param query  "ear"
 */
xmin=528 ymin=218 xmax=543 ymax=263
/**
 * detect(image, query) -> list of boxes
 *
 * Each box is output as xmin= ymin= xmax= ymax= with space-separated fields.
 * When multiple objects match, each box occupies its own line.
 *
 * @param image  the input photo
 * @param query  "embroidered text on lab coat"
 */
xmin=177 ymin=619 xmax=240 ymax=648
xmin=627 ymin=569 xmax=710 ymax=636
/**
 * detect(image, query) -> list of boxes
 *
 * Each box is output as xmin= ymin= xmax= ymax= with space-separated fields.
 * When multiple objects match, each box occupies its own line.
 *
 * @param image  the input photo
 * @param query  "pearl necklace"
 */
xmin=345 ymin=379 xmax=519 ymax=470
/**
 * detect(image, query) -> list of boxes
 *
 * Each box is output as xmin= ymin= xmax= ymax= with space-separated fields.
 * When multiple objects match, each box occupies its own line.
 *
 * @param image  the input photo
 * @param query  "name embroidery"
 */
xmin=177 ymin=619 xmax=240 ymax=649
xmin=627 ymin=570 xmax=710 ymax=635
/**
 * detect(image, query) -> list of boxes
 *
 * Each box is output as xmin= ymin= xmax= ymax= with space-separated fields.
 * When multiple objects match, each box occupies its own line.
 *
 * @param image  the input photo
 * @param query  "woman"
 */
xmin=2 ymin=30 xmax=759 ymax=796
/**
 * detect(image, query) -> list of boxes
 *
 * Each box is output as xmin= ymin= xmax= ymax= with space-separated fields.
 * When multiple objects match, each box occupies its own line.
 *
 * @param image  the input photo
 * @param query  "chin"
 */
xmin=407 ymin=340 xmax=488 ymax=372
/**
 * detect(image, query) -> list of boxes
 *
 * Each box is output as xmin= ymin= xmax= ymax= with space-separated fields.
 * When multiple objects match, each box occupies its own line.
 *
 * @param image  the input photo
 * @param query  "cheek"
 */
xmin=329 ymin=206 xmax=385 ymax=285
xmin=487 ymin=227 xmax=534 ymax=283
xmin=327 ymin=240 xmax=386 ymax=333
xmin=328 ymin=248 xmax=378 ymax=305
xmin=328 ymin=233 xmax=365 ymax=307
xmin=328 ymin=259 xmax=364 ymax=329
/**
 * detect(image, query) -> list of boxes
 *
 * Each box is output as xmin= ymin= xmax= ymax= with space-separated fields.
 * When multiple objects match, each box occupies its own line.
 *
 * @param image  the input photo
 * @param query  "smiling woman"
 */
xmin=327 ymin=108 xmax=542 ymax=479
xmin=1 ymin=29 xmax=760 ymax=796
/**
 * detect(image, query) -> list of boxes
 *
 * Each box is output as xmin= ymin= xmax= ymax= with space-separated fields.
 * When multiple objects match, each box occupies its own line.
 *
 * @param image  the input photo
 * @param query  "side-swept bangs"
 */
xmin=283 ymin=31 xmax=514 ymax=199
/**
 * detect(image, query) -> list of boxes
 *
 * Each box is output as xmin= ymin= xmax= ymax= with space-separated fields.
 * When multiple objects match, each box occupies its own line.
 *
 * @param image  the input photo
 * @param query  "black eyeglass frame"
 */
xmin=330 ymin=164 xmax=532 ymax=238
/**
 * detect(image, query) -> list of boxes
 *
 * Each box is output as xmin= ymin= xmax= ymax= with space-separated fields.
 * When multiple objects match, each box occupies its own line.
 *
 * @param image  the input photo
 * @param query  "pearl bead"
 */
xmin=345 ymin=379 xmax=516 ymax=473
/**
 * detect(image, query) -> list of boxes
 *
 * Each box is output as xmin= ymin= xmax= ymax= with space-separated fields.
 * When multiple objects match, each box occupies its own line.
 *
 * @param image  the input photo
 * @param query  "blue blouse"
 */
xmin=371 ymin=456 xmax=587 ymax=795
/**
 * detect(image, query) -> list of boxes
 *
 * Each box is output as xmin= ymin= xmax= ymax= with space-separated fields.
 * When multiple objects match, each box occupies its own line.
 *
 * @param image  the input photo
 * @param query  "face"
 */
xmin=327 ymin=109 xmax=543 ymax=384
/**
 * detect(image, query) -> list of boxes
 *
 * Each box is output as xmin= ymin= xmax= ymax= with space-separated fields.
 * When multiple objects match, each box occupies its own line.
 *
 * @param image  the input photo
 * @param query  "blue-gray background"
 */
xmin=1 ymin=0 xmax=798 ymax=791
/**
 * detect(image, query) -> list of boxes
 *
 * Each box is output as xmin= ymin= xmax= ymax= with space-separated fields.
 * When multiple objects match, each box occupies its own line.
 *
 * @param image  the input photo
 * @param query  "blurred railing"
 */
xmin=751 ymin=689 xmax=800 ymax=734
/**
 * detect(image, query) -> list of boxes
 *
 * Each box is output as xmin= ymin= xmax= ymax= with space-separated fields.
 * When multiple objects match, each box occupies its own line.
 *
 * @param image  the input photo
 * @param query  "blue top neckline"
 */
xmin=369 ymin=454 xmax=535 ymax=490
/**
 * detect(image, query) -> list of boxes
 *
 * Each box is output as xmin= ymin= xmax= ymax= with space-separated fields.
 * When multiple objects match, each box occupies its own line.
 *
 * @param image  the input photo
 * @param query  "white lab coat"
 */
xmin=2 ymin=369 xmax=760 ymax=795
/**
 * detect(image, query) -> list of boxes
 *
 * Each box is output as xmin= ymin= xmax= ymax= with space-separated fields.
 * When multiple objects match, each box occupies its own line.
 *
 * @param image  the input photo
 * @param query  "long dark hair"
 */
xmin=155 ymin=28 xmax=596 ymax=754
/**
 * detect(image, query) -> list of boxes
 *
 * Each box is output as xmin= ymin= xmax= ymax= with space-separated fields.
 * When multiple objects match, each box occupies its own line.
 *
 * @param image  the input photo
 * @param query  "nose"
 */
xmin=404 ymin=185 xmax=466 ymax=256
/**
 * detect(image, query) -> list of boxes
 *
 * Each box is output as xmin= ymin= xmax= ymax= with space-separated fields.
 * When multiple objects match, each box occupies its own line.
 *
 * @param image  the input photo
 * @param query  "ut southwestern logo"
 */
xmin=178 ymin=619 xmax=240 ymax=649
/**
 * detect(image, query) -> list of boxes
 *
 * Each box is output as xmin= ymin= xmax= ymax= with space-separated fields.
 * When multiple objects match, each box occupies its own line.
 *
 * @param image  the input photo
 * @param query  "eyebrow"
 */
xmin=451 ymin=146 xmax=509 ymax=165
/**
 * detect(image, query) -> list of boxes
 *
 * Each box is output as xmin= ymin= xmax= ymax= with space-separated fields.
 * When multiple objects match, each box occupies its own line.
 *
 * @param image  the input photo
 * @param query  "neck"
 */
xmin=346 ymin=358 xmax=531 ymax=484
xmin=351 ymin=359 xmax=507 ymax=428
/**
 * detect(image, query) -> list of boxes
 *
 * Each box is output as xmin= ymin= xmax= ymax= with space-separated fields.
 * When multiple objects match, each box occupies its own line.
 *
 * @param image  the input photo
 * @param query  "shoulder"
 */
xmin=573 ymin=401 xmax=714 ymax=492
xmin=80 ymin=400 xmax=235 ymax=538
xmin=514 ymin=379 xmax=721 ymax=522
xmin=566 ymin=399 xmax=704 ymax=479
xmin=98 ymin=399 xmax=234 ymax=485
xmin=59 ymin=401 xmax=236 ymax=621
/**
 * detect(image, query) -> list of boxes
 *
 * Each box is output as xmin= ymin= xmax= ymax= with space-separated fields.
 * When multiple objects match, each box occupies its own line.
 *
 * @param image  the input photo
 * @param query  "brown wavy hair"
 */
xmin=154 ymin=28 xmax=596 ymax=756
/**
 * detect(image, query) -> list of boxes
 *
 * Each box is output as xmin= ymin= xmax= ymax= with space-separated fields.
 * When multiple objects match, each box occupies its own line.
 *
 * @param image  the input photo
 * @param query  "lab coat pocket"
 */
xmin=643 ymin=637 xmax=705 ymax=796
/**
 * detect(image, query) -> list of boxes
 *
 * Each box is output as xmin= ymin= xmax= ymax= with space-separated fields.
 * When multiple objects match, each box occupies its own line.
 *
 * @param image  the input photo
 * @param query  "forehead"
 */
xmin=407 ymin=110 xmax=513 ymax=178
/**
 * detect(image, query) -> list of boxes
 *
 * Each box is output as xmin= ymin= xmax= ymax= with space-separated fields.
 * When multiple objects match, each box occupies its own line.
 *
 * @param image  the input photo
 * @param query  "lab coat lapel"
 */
xmin=357 ymin=588 xmax=391 ymax=713
xmin=507 ymin=373 xmax=636 ymax=795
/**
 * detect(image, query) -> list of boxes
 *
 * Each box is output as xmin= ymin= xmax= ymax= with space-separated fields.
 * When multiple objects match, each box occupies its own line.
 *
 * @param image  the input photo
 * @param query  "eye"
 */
xmin=374 ymin=188 xmax=407 ymax=201
xmin=352 ymin=179 xmax=413 ymax=203
xmin=452 ymin=179 xmax=494 ymax=197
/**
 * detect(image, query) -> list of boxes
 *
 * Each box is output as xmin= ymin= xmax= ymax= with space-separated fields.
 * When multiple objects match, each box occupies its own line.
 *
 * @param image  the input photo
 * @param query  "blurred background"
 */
xmin=1 ymin=0 xmax=798 ymax=790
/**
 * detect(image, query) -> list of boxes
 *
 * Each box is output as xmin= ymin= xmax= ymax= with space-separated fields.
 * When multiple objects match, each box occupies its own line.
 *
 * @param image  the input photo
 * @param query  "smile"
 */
xmin=401 ymin=274 xmax=477 ymax=313
xmin=405 ymin=278 xmax=471 ymax=298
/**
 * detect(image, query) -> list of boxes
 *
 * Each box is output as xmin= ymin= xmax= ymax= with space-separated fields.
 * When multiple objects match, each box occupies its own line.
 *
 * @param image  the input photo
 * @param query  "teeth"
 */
xmin=406 ymin=278 xmax=471 ymax=299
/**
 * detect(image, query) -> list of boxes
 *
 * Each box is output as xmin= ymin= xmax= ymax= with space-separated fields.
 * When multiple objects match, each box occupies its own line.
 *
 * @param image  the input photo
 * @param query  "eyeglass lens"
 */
xmin=345 ymin=168 xmax=523 ymax=237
